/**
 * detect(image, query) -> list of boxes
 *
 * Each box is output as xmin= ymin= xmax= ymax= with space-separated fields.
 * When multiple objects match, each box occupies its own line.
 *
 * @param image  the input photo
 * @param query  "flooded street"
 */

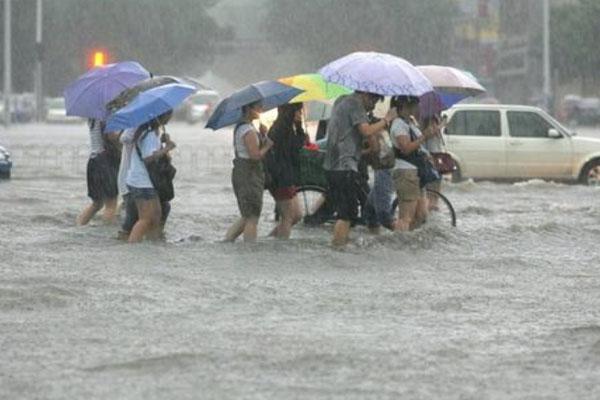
xmin=1 ymin=123 xmax=600 ymax=399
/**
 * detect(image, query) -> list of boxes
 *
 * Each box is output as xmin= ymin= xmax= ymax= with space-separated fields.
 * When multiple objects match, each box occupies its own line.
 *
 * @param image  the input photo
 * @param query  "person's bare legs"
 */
xmin=77 ymin=200 xmax=103 ymax=226
xmin=225 ymin=218 xmax=246 ymax=242
xmin=128 ymin=198 xmax=161 ymax=243
xmin=394 ymin=200 xmax=417 ymax=232
xmin=412 ymin=196 xmax=429 ymax=230
xmin=427 ymin=181 xmax=441 ymax=211
xmin=332 ymin=219 xmax=351 ymax=247
xmin=242 ymin=217 xmax=259 ymax=242
xmin=272 ymin=196 xmax=302 ymax=239
xmin=102 ymin=197 xmax=118 ymax=224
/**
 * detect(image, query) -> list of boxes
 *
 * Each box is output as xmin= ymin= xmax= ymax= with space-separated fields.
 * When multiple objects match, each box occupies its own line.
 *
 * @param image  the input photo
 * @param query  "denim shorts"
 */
xmin=127 ymin=185 xmax=158 ymax=201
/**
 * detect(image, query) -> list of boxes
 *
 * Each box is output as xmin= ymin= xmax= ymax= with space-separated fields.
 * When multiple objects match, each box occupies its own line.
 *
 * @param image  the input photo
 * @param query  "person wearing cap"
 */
xmin=389 ymin=96 xmax=437 ymax=231
xmin=323 ymin=91 xmax=397 ymax=247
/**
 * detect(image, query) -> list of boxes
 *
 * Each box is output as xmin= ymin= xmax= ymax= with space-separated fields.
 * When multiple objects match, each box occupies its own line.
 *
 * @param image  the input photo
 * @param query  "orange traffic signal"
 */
xmin=87 ymin=49 xmax=110 ymax=69
xmin=93 ymin=51 xmax=106 ymax=67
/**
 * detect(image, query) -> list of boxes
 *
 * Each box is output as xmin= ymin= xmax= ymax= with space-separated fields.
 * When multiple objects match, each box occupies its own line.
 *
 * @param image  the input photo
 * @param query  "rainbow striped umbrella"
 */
xmin=278 ymin=73 xmax=351 ymax=103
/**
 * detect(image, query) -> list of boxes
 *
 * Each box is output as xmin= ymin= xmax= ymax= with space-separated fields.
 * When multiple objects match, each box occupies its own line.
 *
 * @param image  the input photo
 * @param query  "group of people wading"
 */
xmin=76 ymin=89 xmax=444 ymax=248
xmin=224 ymin=91 xmax=444 ymax=247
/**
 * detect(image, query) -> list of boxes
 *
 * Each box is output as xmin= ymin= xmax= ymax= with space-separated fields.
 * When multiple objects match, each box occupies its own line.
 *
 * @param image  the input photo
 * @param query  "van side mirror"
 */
xmin=548 ymin=128 xmax=562 ymax=139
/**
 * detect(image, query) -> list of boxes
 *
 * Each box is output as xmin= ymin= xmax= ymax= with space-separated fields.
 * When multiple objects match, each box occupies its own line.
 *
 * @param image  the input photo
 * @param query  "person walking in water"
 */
xmin=363 ymin=112 xmax=397 ymax=233
xmin=389 ymin=96 xmax=437 ymax=231
xmin=77 ymin=119 xmax=120 ymax=225
xmin=118 ymin=114 xmax=176 ymax=241
xmin=265 ymin=103 xmax=307 ymax=239
xmin=126 ymin=114 xmax=176 ymax=243
xmin=224 ymin=100 xmax=273 ymax=243
xmin=323 ymin=91 xmax=397 ymax=247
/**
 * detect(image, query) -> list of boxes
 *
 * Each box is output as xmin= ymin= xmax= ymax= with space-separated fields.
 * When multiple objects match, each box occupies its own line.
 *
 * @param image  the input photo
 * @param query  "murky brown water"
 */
xmin=1 ymin=123 xmax=600 ymax=399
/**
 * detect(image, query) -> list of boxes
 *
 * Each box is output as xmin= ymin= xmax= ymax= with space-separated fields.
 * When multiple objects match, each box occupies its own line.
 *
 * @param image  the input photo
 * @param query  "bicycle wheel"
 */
xmin=296 ymin=185 xmax=331 ymax=225
xmin=391 ymin=189 xmax=456 ymax=227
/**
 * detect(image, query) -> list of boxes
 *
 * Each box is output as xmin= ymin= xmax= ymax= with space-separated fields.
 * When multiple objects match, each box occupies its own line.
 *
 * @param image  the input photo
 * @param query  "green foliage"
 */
xmin=551 ymin=0 xmax=600 ymax=83
xmin=1 ymin=0 xmax=230 ymax=95
xmin=264 ymin=0 xmax=459 ymax=69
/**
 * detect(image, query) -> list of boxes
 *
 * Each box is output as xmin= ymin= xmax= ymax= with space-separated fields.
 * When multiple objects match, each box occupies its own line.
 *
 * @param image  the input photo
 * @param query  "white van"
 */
xmin=443 ymin=104 xmax=600 ymax=184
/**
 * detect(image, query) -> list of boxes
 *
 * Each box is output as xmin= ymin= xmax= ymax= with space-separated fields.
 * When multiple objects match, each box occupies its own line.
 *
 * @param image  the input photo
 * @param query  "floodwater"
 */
xmin=1 ymin=122 xmax=600 ymax=399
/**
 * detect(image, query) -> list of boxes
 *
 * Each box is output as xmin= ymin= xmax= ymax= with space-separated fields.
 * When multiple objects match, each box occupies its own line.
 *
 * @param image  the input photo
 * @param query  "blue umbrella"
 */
xmin=64 ymin=61 xmax=150 ymax=120
xmin=205 ymin=80 xmax=303 ymax=130
xmin=105 ymin=83 xmax=196 ymax=131
xmin=319 ymin=52 xmax=433 ymax=97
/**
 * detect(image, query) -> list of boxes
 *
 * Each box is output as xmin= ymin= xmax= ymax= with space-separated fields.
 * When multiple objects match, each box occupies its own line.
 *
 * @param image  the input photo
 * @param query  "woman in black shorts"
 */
xmin=77 ymin=119 xmax=121 ymax=225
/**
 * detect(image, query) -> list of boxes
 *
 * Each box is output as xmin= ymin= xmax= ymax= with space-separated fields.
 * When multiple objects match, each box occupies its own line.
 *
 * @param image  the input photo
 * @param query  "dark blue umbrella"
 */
xmin=64 ymin=61 xmax=150 ymax=120
xmin=105 ymin=83 xmax=196 ymax=131
xmin=205 ymin=80 xmax=303 ymax=130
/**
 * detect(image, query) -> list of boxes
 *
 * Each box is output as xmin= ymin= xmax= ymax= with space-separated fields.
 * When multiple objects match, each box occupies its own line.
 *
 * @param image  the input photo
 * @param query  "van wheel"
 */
xmin=580 ymin=159 xmax=600 ymax=186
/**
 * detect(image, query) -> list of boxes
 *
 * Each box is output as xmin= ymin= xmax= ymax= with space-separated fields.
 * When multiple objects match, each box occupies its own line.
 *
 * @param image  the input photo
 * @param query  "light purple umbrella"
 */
xmin=318 ymin=52 xmax=433 ymax=96
xmin=416 ymin=65 xmax=485 ymax=97
xmin=64 ymin=61 xmax=150 ymax=120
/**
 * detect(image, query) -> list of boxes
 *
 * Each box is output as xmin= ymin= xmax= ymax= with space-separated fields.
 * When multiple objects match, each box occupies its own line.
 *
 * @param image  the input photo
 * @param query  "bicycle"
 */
xmin=295 ymin=147 xmax=457 ymax=227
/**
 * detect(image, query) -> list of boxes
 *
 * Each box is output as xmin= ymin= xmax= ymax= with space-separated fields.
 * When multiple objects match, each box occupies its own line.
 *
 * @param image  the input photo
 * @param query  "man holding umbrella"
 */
xmin=319 ymin=51 xmax=433 ymax=247
xmin=323 ymin=91 xmax=397 ymax=247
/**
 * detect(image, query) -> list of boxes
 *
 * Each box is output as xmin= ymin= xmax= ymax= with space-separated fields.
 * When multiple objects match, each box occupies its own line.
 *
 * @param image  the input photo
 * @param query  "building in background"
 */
xmin=452 ymin=0 xmax=500 ymax=98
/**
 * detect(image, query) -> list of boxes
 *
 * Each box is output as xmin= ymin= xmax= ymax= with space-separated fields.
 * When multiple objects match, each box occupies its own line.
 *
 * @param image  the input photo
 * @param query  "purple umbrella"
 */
xmin=64 ymin=61 xmax=150 ymax=120
xmin=319 ymin=52 xmax=433 ymax=96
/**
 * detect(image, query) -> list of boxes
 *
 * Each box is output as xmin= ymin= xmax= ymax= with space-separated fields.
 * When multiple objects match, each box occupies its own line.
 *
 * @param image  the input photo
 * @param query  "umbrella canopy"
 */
xmin=105 ymin=83 xmax=196 ymax=131
xmin=419 ymin=91 xmax=446 ymax=119
xmin=64 ymin=61 xmax=150 ymax=120
xmin=106 ymin=75 xmax=182 ymax=115
xmin=318 ymin=51 xmax=433 ymax=96
xmin=416 ymin=65 xmax=485 ymax=97
xmin=205 ymin=80 xmax=303 ymax=130
xmin=279 ymin=73 xmax=351 ymax=103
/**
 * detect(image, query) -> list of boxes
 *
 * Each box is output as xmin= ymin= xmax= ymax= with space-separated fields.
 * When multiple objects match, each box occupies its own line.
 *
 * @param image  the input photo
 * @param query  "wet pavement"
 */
xmin=1 ymin=122 xmax=600 ymax=399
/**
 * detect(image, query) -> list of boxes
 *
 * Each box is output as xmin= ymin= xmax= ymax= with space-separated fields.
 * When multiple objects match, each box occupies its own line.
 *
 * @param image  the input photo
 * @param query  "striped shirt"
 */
xmin=89 ymin=120 xmax=105 ymax=156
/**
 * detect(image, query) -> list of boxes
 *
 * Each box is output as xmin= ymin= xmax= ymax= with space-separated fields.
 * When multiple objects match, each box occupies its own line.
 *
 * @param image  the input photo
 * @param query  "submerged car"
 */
xmin=45 ymin=97 xmax=82 ymax=123
xmin=0 ymin=145 xmax=12 ymax=179
xmin=443 ymin=104 xmax=600 ymax=185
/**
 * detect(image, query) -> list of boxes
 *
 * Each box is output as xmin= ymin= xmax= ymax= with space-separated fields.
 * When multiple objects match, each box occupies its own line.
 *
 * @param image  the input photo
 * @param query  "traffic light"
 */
xmin=93 ymin=51 xmax=106 ymax=67
xmin=87 ymin=49 xmax=110 ymax=69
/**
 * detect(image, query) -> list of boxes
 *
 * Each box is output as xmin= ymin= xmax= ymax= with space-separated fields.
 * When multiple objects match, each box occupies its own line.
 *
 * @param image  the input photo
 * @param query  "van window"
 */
xmin=445 ymin=110 xmax=501 ymax=137
xmin=507 ymin=111 xmax=553 ymax=138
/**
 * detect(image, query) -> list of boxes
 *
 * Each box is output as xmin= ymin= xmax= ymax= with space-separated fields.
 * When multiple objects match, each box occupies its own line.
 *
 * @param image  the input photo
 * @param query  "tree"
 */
xmin=1 ymin=0 xmax=232 ymax=95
